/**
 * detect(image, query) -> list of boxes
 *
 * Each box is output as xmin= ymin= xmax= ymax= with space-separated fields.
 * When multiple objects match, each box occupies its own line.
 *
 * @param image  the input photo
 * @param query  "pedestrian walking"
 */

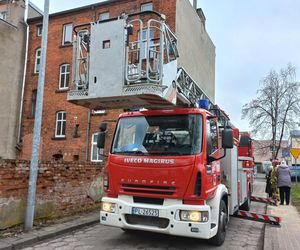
xmin=277 ymin=160 xmax=292 ymax=205
xmin=270 ymin=160 xmax=280 ymax=203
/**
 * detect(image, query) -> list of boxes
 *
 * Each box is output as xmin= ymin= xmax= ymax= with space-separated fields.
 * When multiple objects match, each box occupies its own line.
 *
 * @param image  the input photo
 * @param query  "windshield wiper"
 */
xmin=148 ymin=151 xmax=183 ymax=156
xmin=114 ymin=150 xmax=148 ymax=155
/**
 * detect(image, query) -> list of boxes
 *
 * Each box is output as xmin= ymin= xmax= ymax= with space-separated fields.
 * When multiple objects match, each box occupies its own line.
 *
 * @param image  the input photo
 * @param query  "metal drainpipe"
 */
xmin=17 ymin=0 xmax=29 ymax=145
xmin=193 ymin=0 xmax=197 ymax=9
xmin=86 ymin=111 xmax=91 ymax=161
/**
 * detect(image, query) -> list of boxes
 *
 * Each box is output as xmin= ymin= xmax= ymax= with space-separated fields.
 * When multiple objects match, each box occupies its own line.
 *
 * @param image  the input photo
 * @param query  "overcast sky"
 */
xmin=30 ymin=0 xmax=300 ymax=134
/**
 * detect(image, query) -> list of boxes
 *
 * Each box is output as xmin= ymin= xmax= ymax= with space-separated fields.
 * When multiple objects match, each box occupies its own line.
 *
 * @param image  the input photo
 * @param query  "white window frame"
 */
xmin=99 ymin=12 xmax=109 ymax=21
xmin=62 ymin=23 xmax=73 ymax=45
xmin=59 ymin=64 xmax=70 ymax=90
xmin=55 ymin=111 xmax=66 ymax=138
xmin=0 ymin=11 xmax=7 ymax=20
xmin=37 ymin=25 xmax=43 ymax=36
xmin=139 ymin=28 xmax=154 ymax=59
xmin=141 ymin=2 xmax=153 ymax=11
xmin=34 ymin=48 xmax=41 ymax=74
xmin=91 ymin=133 xmax=103 ymax=162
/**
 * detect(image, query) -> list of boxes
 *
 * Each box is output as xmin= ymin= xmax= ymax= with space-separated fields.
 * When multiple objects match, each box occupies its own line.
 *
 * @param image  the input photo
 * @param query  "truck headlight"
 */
xmin=179 ymin=210 xmax=209 ymax=222
xmin=101 ymin=202 xmax=116 ymax=213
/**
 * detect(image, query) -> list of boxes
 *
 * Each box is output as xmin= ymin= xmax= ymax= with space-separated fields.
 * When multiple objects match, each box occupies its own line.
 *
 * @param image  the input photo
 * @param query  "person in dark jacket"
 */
xmin=265 ymin=168 xmax=272 ymax=198
xmin=277 ymin=161 xmax=292 ymax=205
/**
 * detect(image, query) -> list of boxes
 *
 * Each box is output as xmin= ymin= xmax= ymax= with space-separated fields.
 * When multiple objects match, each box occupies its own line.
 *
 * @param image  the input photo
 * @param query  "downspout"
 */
xmin=17 ymin=0 xmax=29 ymax=145
xmin=193 ymin=0 xmax=197 ymax=9
xmin=86 ymin=111 xmax=91 ymax=161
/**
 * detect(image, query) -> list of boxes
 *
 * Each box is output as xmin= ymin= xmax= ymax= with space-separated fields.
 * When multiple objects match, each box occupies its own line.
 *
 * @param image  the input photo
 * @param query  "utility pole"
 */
xmin=25 ymin=0 xmax=50 ymax=230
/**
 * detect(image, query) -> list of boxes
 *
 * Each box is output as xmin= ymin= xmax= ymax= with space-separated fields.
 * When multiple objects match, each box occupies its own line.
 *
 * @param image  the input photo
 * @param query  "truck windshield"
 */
xmin=112 ymin=114 xmax=202 ymax=156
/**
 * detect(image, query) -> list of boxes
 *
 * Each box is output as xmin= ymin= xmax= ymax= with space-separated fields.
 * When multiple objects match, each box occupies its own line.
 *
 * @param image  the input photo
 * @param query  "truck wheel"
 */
xmin=209 ymin=199 xmax=227 ymax=246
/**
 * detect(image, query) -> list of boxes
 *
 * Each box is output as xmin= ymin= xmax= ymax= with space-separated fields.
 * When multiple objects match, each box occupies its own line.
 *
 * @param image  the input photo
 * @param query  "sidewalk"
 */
xmin=264 ymin=203 xmax=300 ymax=250
xmin=0 ymin=211 xmax=99 ymax=250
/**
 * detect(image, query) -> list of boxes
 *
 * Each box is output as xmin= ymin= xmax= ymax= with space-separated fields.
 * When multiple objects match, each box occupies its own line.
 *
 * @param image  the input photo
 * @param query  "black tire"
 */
xmin=209 ymin=199 xmax=228 ymax=246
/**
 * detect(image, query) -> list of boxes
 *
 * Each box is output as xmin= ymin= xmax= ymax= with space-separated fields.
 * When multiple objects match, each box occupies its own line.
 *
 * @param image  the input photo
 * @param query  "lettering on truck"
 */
xmin=124 ymin=158 xmax=175 ymax=164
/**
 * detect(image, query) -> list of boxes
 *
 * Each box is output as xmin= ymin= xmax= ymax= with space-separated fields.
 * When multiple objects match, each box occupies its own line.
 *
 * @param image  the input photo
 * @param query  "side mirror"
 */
xmin=97 ymin=132 xmax=106 ymax=149
xmin=222 ymin=128 xmax=233 ymax=149
xmin=97 ymin=122 xmax=107 ymax=149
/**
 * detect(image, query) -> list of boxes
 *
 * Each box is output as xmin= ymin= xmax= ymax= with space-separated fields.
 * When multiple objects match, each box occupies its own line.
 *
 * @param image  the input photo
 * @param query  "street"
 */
xmin=23 ymin=178 xmax=266 ymax=250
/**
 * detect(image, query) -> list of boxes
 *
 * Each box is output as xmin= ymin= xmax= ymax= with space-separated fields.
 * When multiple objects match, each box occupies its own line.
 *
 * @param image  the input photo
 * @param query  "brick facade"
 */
xmin=18 ymin=0 xmax=177 ymax=161
xmin=0 ymin=159 xmax=103 ymax=229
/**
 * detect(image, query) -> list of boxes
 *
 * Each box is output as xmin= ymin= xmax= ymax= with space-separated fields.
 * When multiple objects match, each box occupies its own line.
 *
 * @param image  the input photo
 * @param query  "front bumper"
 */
xmin=100 ymin=195 xmax=217 ymax=239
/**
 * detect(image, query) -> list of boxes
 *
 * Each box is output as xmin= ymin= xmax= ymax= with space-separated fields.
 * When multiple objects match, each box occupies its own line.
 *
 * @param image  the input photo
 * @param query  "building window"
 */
xmin=139 ymin=29 xmax=154 ymax=59
xmin=34 ymin=48 xmax=41 ymax=74
xmin=91 ymin=133 xmax=102 ymax=162
xmin=62 ymin=23 xmax=73 ymax=45
xmin=0 ymin=11 xmax=7 ymax=20
xmin=99 ymin=12 xmax=109 ymax=21
xmin=55 ymin=111 xmax=66 ymax=138
xmin=37 ymin=25 xmax=43 ymax=36
xmin=141 ymin=2 xmax=153 ymax=11
xmin=31 ymin=90 xmax=37 ymax=118
xmin=59 ymin=64 xmax=70 ymax=89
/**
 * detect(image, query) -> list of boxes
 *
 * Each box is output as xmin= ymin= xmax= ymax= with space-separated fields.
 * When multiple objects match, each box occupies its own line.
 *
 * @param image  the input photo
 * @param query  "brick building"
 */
xmin=0 ymin=0 xmax=42 ymax=160
xmin=18 ymin=0 xmax=215 ymax=162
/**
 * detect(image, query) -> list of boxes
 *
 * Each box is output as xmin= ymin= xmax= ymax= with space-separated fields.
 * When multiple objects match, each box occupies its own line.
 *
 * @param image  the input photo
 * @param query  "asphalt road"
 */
xmin=23 ymin=178 xmax=266 ymax=250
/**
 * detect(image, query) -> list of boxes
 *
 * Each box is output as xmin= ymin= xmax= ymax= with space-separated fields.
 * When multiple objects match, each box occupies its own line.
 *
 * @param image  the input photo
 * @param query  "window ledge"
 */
xmin=59 ymin=43 xmax=72 ymax=48
xmin=55 ymin=89 xmax=69 ymax=93
xmin=52 ymin=137 xmax=67 ymax=141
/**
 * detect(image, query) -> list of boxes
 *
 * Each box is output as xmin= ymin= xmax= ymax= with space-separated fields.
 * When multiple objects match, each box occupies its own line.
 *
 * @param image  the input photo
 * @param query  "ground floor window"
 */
xmin=91 ymin=133 xmax=103 ymax=162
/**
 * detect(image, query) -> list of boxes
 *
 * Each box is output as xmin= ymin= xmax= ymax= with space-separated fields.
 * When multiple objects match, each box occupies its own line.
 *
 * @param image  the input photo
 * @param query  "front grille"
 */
xmin=125 ymin=214 xmax=169 ymax=228
xmin=121 ymin=184 xmax=176 ymax=195
xmin=133 ymin=196 xmax=164 ymax=205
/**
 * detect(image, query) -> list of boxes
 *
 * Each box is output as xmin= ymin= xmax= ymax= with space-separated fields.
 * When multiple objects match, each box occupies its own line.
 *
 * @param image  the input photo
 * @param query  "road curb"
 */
xmin=0 ymin=216 xmax=99 ymax=250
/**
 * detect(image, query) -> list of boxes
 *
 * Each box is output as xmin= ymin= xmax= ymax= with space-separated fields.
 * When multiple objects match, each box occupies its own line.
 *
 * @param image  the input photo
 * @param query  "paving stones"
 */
xmin=0 ymin=178 xmax=269 ymax=250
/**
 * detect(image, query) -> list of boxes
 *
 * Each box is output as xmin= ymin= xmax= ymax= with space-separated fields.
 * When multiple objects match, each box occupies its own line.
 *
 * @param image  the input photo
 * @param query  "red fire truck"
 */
xmin=67 ymin=10 xmax=280 ymax=246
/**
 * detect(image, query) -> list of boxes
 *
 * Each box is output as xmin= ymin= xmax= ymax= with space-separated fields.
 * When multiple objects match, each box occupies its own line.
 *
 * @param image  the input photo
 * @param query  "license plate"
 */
xmin=132 ymin=207 xmax=159 ymax=217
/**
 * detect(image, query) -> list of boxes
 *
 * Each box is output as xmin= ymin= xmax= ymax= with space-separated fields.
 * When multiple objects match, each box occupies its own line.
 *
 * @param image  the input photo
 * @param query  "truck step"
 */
xmin=232 ymin=210 xmax=281 ymax=226
xmin=250 ymin=196 xmax=277 ymax=206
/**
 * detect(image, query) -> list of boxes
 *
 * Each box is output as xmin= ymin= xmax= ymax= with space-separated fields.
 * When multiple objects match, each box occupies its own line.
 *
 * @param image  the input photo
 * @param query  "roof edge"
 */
xmin=29 ymin=1 xmax=44 ymax=15
xmin=27 ymin=0 xmax=128 ymax=23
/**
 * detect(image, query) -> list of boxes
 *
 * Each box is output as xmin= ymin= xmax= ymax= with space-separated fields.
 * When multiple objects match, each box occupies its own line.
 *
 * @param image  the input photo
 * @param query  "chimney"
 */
xmin=196 ymin=8 xmax=206 ymax=29
xmin=193 ymin=0 xmax=197 ymax=9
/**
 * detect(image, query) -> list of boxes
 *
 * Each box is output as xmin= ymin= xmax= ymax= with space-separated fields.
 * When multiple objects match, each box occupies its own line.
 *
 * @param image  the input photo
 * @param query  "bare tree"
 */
xmin=242 ymin=64 xmax=300 ymax=159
